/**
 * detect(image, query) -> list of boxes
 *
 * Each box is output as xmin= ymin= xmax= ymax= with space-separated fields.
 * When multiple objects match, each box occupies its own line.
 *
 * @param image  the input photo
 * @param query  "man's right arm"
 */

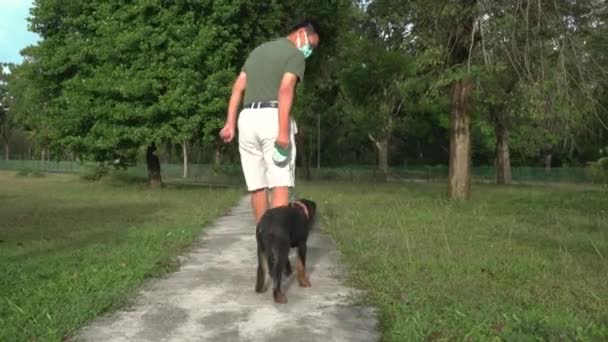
xmin=226 ymin=72 xmax=247 ymax=128
xmin=276 ymin=73 xmax=299 ymax=148
xmin=219 ymin=72 xmax=247 ymax=143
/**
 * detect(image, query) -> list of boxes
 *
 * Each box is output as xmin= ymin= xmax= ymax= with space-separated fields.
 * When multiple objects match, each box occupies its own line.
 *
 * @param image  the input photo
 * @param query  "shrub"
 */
xmin=31 ymin=170 xmax=46 ymax=178
xmin=16 ymin=167 xmax=32 ymax=177
xmin=586 ymin=157 xmax=608 ymax=184
xmin=81 ymin=165 xmax=110 ymax=181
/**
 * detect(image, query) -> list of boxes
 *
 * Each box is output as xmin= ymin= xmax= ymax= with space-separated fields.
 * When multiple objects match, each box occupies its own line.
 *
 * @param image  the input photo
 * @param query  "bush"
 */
xmin=107 ymin=170 xmax=146 ymax=185
xmin=16 ymin=167 xmax=32 ymax=177
xmin=81 ymin=165 xmax=110 ymax=181
xmin=31 ymin=170 xmax=46 ymax=178
xmin=211 ymin=163 xmax=242 ymax=177
xmin=586 ymin=157 xmax=608 ymax=184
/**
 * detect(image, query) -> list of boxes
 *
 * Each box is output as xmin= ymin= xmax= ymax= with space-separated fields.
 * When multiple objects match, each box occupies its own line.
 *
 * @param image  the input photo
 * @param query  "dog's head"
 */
xmin=296 ymin=198 xmax=317 ymax=223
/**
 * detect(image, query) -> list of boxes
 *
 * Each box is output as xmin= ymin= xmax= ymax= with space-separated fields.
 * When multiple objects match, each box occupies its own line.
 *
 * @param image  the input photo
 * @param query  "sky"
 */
xmin=0 ymin=0 xmax=40 ymax=65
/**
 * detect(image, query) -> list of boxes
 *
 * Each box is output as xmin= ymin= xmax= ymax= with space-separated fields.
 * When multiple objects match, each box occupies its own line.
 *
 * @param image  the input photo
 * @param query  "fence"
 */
xmin=0 ymin=159 xmax=599 ymax=185
xmin=306 ymin=165 xmax=595 ymax=184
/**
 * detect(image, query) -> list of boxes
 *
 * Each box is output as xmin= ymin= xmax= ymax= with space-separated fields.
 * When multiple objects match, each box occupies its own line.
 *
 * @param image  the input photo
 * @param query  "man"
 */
xmin=219 ymin=20 xmax=320 ymax=224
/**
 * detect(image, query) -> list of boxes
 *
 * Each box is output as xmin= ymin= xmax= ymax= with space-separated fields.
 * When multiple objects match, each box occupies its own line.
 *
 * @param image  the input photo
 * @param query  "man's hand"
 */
xmin=275 ymin=133 xmax=290 ymax=149
xmin=219 ymin=124 xmax=235 ymax=143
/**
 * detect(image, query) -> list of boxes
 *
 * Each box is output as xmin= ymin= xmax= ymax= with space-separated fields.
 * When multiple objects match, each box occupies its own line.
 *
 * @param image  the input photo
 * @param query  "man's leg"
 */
xmin=238 ymin=109 xmax=269 ymax=224
xmin=251 ymin=188 xmax=269 ymax=223
xmin=271 ymin=186 xmax=289 ymax=208
xmin=269 ymin=118 xmax=296 ymax=209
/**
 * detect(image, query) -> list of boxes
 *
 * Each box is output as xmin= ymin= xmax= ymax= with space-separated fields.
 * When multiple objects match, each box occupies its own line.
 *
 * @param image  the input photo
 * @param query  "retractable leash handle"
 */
xmin=272 ymin=142 xmax=290 ymax=166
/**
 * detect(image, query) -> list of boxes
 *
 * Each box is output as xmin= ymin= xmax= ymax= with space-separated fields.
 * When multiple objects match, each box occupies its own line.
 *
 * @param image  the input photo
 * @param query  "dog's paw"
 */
xmin=273 ymin=292 xmax=288 ymax=304
xmin=298 ymin=277 xmax=312 ymax=288
xmin=284 ymin=261 xmax=293 ymax=277
xmin=255 ymin=283 xmax=268 ymax=293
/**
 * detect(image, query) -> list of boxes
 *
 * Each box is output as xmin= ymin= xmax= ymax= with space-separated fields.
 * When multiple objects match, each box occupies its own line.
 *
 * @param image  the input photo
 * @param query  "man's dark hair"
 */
xmin=289 ymin=19 xmax=320 ymax=37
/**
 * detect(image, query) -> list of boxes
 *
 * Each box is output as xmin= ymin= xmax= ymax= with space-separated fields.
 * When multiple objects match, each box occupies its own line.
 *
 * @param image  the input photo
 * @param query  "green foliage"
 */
xmin=586 ymin=156 xmax=608 ymax=184
xmin=4 ymin=0 xmax=607 ymax=170
xmin=14 ymin=166 xmax=45 ymax=178
xmin=0 ymin=64 xmax=10 ymax=135
xmin=5 ymin=61 xmax=52 ymax=152
xmin=105 ymin=170 xmax=147 ymax=185
xmin=19 ymin=1 xmax=285 ymax=165
xmin=80 ymin=164 xmax=110 ymax=182
xmin=16 ymin=167 xmax=33 ymax=177
xmin=30 ymin=169 xmax=46 ymax=178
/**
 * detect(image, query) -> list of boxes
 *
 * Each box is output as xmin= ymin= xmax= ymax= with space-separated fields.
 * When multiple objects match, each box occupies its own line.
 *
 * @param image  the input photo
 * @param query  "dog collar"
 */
xmin=292 ymin=201 xmax=309 ymax=219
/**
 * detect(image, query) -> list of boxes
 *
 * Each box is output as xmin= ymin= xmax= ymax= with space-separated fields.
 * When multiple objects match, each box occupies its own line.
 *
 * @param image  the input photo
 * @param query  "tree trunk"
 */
xmin=495 ymin=119 xmax=512 ymax=185
xmin=446 ymin=0 xmax=477 ymax=198
xmin=308 ymin=130 xmax=314 ymax=180
xmin=369 ymin=134 xmax=389 ymax=181
xmin=378 ymin=139 xmax=389 ymax=178
xmin=316 ymin=113 xmax=321 ymax=169
xmin=296 ymin=124 xmax=311 ymax=181
xmin=4 ymin=141 xmax=8 ymax=161
xmin=448 ymin=79 xmax=473 ymax=199
xmin=182 ymin=140 xmax=189 ymax=178
xmin=544 ymin=153 xmax=552 ymax=173
xmin=213 ymin=144 xmax=222 ymax=167
xmin=196 ymin=144 xmax=202 ymax=164
xmin=146 ymin=143 xmax=163 ymax=188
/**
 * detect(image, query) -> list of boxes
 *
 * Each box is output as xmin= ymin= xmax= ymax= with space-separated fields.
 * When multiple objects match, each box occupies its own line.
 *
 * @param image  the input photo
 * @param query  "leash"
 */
xmin=292 ymin=201 xmax=309 ymax=219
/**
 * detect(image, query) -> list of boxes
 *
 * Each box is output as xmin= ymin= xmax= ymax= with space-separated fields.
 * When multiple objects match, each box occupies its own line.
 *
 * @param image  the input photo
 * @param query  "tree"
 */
xmin=0 ymin=64 xmax=11 ymax=160
xmin=443 ymin=0 xmax=480 ymax=199
xmin=26 ymin=0 xmax=283 ymax=186
xmin=479 ymin=0 xmax=607 ymax=175
xmin=338 ymin=40 xmax=417 ymax=178
xmin=5 ymin=58 xmax=54 ymax=163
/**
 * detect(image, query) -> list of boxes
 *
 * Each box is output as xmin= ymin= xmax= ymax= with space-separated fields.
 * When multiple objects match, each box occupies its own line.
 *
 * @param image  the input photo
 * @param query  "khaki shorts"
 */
xmin=237 ymin=107 xmax=297 ymax=191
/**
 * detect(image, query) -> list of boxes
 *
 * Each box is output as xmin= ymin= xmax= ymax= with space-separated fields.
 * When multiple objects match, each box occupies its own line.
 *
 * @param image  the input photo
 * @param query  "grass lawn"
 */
xmin=0 ymin=172 xmax=242 ymax=341
xmin=299 ymin=181 xmax=608 ymax=341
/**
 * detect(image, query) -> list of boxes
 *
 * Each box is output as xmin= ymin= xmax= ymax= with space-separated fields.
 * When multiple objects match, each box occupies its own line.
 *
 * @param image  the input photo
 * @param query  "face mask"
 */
xmin=297 ymin=31 xmax=314 ymax=59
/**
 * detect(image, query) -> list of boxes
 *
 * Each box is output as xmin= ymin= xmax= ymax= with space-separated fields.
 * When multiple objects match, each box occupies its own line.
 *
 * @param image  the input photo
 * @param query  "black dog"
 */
xmin=255 ymin=199 xmax=317 ymax=304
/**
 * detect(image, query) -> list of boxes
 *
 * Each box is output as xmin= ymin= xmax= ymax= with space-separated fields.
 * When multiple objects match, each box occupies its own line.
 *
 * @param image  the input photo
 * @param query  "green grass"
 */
xmin=2 ymin=171 xmax=606 ymax=341
xmin=299 ymin=181 xmax=608 ymax=341
xmin=0 ymin=171 xmax=242 ymax=341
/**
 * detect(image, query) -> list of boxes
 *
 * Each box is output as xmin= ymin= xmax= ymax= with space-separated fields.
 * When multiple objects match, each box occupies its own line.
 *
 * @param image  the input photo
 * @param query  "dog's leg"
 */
xmin=284 ymin=259 xmax=293 ymax=277
xmin=272 ymin=246 xmax=289 ymax=304
xmin=296 ymin=243 xmax=312 ymax=288
xmin=255 ymin=236 xmax=268 ymax=293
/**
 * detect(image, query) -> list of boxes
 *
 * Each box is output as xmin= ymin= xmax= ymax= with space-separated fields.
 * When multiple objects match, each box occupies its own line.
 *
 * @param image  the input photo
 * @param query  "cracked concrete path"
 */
xmin=74 ymin=196 xmax=378 ymax=342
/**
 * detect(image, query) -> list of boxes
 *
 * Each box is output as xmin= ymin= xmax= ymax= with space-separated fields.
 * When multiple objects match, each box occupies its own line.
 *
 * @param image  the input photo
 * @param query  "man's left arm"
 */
xmin=276 ymin=73 xmax=299 ymax=148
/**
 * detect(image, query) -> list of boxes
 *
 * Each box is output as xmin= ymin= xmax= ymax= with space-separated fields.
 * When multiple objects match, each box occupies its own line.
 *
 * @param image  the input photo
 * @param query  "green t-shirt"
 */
xmin=242 ymin=37 xmax=306 ymax=104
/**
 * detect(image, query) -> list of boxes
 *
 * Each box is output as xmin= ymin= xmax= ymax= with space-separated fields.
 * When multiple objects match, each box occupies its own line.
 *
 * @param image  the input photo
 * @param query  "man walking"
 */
xmin=219 ymin=20 xmax=320 ymax=224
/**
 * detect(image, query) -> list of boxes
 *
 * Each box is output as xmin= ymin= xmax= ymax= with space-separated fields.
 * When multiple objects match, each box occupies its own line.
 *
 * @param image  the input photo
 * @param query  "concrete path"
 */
xmin=74 ymin=196 xmax=378 ymax=342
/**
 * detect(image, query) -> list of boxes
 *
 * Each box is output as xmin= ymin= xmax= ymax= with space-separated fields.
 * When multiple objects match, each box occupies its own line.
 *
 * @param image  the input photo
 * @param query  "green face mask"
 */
xmin=297 ymin=31 xmax=313 ymax=59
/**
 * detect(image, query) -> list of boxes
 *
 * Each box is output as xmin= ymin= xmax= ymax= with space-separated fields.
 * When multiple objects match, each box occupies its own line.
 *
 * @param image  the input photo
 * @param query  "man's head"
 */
xmin=287 ymin=19 xmax=320 ymax=58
